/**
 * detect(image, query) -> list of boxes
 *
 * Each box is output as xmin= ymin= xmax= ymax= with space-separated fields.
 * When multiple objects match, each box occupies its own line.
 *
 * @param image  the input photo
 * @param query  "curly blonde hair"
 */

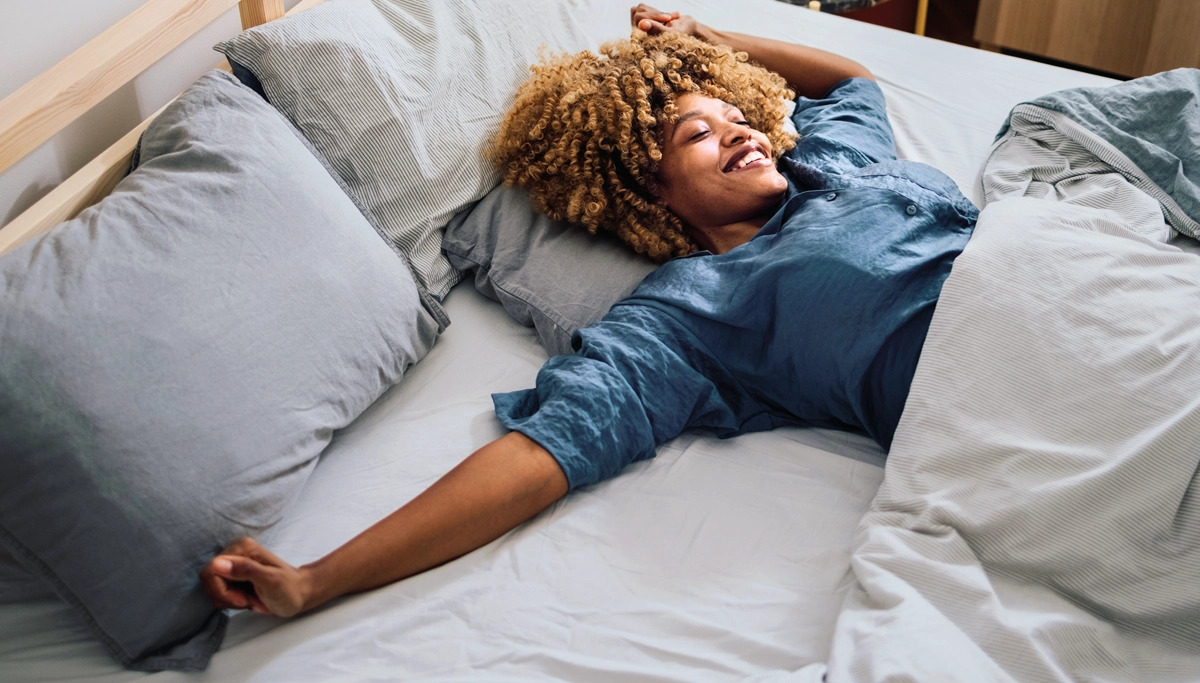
xmin=490 ymin=31 xmax=796 ymax=261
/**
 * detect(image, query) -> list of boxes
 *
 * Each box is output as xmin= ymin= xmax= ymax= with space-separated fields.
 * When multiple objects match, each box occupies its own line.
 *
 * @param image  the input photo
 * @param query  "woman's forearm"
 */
xmin=299 ymin=432 xmax=568 ymax=610
xmin=696 ymin=27 xmax=874 ymax=99
xmin=202 ymin=432 xmax=569 ymax=616
xmin=630 ymin=6 xmax=873 ymax=97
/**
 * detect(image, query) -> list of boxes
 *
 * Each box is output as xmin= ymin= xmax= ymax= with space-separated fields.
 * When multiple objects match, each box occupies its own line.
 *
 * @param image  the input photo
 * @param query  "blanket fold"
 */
xmin=985 ymin=68 xmax=1200 ymax=240
xmin=822 ymin=69 xmax=1200 ymax=682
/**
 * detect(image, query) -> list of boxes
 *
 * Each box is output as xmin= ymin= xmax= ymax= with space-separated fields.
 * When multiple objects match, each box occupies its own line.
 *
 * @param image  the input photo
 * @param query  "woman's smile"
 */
xmin=655 ymin=92 xmax=789 ymax=243
xmin=724 ymin=144 xmax=770 ymax=173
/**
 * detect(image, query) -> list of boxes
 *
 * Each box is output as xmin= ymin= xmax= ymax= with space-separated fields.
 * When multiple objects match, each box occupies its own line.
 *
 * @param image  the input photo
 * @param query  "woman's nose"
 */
xmin=723 ymin=126 xmax=746 ymax=147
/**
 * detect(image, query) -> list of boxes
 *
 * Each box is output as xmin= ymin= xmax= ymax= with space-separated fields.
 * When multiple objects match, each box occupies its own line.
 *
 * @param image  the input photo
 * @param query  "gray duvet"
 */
xmin=805 ymin=69 xmax=1200 ymax=682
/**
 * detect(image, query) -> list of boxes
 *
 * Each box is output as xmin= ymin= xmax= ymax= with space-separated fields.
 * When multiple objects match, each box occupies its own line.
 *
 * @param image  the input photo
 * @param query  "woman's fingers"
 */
xmin=221 ymin=537 xmax=286 ymax=568
xmin=200 ymin=537 xmax=295 ymax=615
xmin=211 ymin=554 xmax=270 ymax=583
xmin=200 ymin=560 xmax=252 ymax=610
xmin=630 ymin=4 xmax=669 ymax=20
xmin=246 ymin=594 xmax=271 ymax=615
xmin=206 ymin=555 xmax=286 ymax=615
xmin=206 ymin=547 xmax=309 ymax=617
xmin=638 ymin=18 xmax=670 ymax=33
xmin=631 ymin=7 xmax=699 ymax=38
xmin=631 ymin=4 xmax=676 ymax=31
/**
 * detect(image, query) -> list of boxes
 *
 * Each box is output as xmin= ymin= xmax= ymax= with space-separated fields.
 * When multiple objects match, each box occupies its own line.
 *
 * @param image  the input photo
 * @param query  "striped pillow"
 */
xmin=216 ymin=0 xmax=602 ymax=299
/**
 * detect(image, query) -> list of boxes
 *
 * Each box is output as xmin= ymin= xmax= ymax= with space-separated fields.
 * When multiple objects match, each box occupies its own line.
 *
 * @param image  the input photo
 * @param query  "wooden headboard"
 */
xmin=0 ymin=0 xmax=327 ymax=257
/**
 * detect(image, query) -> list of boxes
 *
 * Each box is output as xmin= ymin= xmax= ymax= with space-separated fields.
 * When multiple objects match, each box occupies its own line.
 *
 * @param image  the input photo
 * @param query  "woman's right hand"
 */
xmin=630 ymin=4 xmax=705 ymax=39
xmin=200 ymin=536 xmax=314 ymax=618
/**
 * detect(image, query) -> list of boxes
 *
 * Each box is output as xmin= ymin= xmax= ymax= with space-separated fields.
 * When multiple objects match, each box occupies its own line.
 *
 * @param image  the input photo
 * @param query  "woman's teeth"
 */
xmin=735 ymin=151 xmax=765 ymax=170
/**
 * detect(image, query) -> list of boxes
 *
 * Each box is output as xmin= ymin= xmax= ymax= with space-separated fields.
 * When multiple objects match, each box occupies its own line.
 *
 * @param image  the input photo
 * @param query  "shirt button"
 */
xmin=905 ymin=204 xmax=918 ymax=215
xmin=825 ymin=193 xmax=837 ymax=201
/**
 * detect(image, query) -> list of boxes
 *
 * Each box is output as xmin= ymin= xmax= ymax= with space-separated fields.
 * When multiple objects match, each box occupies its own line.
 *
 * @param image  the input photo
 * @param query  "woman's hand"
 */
xmin=197 ymin=434 xmax=567 ymax=622
xmin=200 ymin=537 xmax=313 ymax=618
xmin=630 ymin=4 xmax=706 ymax=40
xmin=632 ymin=3 xmax=873 ymax=98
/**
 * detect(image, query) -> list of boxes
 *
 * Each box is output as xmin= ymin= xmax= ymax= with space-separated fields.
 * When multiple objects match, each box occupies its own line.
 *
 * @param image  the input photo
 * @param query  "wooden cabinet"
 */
xmin=975 ymin=0 xmax=1200 ymax=78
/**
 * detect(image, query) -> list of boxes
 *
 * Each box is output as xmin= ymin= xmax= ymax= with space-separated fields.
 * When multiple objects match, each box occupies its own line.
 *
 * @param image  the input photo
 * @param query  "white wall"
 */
xmin=0 ymin=0 xmax=303 ymax=224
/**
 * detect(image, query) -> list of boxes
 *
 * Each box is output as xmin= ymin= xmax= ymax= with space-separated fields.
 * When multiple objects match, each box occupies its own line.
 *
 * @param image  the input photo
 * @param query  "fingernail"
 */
xmin=212 ymin=558 xmax=232 ymax=573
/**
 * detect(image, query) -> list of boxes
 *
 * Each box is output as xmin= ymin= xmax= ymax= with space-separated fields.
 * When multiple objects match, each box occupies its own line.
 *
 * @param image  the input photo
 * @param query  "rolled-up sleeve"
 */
xmin=493 ymin=305 xmax=752 ymax=490
xmin=787 ymin=77 xmax=897 ymax=173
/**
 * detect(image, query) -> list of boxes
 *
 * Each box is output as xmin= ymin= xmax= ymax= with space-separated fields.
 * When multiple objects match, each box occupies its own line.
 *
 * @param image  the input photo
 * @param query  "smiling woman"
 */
xmin=489 ymin=16 xmax=875 ymax=260
xmin=200 ymin=4 xmax=977 ymax=622
xmin=489 ymin=30 xmax=796 ymax=261
xmin=653 ymin=92 xmax=790 ymax=254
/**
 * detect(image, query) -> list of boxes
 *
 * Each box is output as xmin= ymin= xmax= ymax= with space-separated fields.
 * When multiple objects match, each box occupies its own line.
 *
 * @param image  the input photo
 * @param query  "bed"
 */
xmin=2 ymin=0 xmax=1194 ymax=681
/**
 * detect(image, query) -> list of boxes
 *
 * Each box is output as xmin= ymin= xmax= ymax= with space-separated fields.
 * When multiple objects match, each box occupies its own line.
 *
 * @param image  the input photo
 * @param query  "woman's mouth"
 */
xmin=724 ymin=149 xmax=770 ymax=173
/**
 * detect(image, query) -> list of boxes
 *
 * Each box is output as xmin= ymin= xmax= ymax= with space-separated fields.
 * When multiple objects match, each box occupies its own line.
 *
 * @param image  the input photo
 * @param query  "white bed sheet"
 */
xmin=0 ymin=1 xmax=1122 ymax=680
xmin=1 ymin=284 xmax=885 ymax=683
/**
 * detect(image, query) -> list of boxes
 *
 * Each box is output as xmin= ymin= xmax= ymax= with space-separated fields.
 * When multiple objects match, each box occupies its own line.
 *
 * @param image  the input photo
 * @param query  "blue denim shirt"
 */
xmin=494 ymin=79 xmax=978 ymax=490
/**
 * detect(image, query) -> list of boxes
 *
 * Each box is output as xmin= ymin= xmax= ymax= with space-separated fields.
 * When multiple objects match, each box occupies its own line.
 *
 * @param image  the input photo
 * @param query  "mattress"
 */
xmin=0 ymin=1 xmax=1123 ymax=681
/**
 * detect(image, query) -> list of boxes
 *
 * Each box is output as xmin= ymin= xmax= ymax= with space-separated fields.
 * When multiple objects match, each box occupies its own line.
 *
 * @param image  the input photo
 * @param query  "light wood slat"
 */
xmin=0 ymin=0 xmax=241 ymax=179
xmin=0 ymin=62 xmax=233 ymax=257
xmin=0 ymin=104 xmax=165 ymax=257
xmin=239 ymin=0 xmax=285 ymax=30
xmin=0 ymin=0 xmax=328 ymax=256
xmin=287 ymin=0 xmax=329 ymax=18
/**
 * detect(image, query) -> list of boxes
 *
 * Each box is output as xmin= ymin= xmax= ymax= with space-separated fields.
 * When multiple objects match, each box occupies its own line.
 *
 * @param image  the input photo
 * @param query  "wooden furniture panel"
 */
xmin=1049 ymin=0 xmax=1154 ymax=77
xmin=975 ymin=0 xmax=1055 ymax=56
xmin=239 ymin=0 xmax=286 ymax=29
xmin=0 ymin=0 xmax=328 ymax=257
xmin=1144 ymin=0 xmax=1200 ymax=76
xmin=975 ymin=0 xmax=1200 ymax=78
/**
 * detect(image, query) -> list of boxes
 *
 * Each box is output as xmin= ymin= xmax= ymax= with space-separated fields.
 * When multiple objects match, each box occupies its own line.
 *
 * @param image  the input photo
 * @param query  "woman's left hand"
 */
xmin=630 ymin=4 xmax=704 ymax=39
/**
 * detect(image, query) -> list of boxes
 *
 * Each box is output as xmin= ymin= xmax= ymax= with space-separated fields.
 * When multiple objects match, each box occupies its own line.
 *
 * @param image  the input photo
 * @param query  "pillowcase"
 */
xmin=0 ymin=70 xmax=438 ymax=671
xmin=0 ymin=546 xmax=52 ymax=603
xmin=215 ymin=0 xmax=602 ymax=301
xmin=443 ymin=184 xmax=658 ymax=356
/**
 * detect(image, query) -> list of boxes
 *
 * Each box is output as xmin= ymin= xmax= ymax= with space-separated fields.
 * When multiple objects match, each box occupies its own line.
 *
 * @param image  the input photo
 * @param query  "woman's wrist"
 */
xmin=693 ymin=23 xmax=718 ymax=44
xmin=695 ymin=26 xmax=754 ymax=58
xmin=296 ymin=562 xmax=330 ymax=614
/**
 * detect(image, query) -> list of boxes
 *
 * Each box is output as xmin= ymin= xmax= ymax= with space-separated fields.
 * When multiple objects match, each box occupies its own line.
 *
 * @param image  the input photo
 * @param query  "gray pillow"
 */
xmin=215 ymin=0 xmax=601 ymax=301
xmin=442 ymin=184 xmax=658 ymax=356
xmin=0 ymin=546 xmax=51 ymax=603
xmin=0 ymin=70 xmax=438 ymax=671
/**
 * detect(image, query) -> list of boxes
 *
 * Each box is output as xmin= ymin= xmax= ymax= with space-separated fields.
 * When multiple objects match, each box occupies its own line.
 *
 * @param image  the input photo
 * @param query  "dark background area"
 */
xmin=923 ymin=0 xmax=980 ymax=46
xmin=837 ymin=0 xmax=980 ymax=46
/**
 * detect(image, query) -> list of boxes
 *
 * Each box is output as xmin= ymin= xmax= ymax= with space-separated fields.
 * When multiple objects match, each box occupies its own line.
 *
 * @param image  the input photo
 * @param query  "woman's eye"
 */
xmin=736 ymin=121 xmax=751 ymax=127
xmin=689 ymin=129 xmax=709 ymax=141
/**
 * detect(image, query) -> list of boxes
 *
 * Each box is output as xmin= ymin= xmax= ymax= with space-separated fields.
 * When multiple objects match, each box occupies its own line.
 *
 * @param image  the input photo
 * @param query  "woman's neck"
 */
xmin=690 ymin=215 xmax=770 ymax=255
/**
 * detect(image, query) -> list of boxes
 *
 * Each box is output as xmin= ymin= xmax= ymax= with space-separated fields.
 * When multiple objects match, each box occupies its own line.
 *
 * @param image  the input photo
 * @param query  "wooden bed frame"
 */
xmin=0 ymin=0 xmax=326 ymax=258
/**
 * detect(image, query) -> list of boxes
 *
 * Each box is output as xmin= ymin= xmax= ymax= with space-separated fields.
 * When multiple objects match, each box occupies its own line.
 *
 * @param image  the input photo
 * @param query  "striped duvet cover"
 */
xmin=816 ymin=69 xmax=1200 ymax=682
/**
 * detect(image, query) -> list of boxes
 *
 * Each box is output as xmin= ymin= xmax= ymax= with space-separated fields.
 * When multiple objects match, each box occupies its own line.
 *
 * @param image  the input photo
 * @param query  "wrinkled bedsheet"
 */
xmin=820 ymin=70 xmax=1200 ymax=682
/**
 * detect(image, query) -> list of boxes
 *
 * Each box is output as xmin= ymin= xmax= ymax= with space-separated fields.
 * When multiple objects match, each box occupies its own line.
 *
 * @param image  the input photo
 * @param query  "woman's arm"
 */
xmin=203 ymin=306 xmax=751 ymax=616
xmin=200 ymin=432 xmax=567 ymax=616
xmin=631 ymin=4 xmax=874 ymax=99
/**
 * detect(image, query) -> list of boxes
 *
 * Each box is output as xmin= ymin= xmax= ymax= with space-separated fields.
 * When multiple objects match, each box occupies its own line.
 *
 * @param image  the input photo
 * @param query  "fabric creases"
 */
xmin=216 ymin=0 xmax=600 ymax=301
xmin=825 ymin=68 xmax=1200 ymax=682
xmin=494 ymin=78 xmax=977 ymax=490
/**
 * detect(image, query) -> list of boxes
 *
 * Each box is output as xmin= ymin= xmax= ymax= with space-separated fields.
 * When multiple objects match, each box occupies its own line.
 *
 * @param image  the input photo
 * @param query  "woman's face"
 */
xmin=655 ymin=92 xmax=789 ymax=232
